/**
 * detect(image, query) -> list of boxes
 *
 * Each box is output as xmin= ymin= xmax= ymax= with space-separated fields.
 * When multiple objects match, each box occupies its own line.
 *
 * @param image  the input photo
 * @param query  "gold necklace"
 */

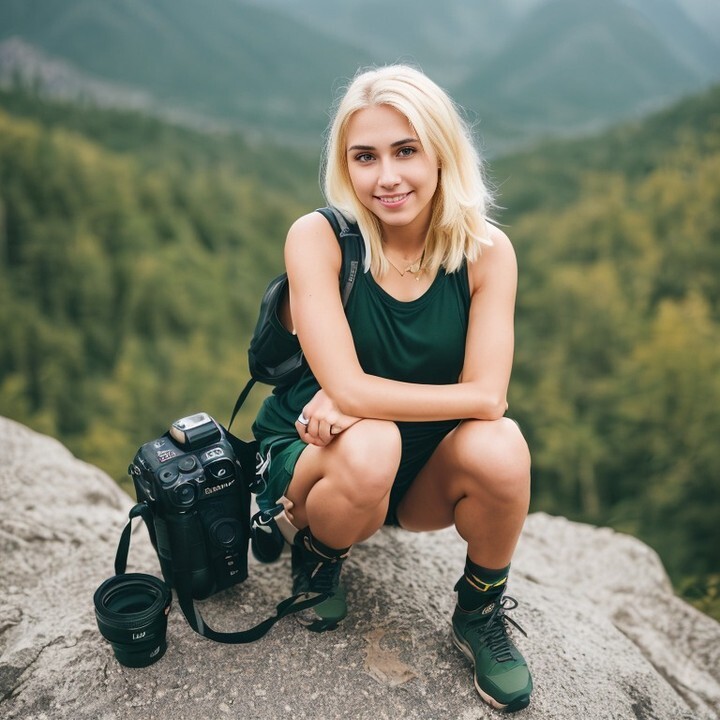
xmin=385 ymin=249 xmax=426 ymax=279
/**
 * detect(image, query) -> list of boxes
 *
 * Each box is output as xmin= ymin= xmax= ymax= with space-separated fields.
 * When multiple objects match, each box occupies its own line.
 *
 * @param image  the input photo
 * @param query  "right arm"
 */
xmin=285 ymin=212 xmax=509 ymax=424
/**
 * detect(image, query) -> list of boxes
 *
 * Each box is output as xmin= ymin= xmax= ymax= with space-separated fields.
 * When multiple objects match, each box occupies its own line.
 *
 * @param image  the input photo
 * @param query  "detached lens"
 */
xmin=94 ymin=573 xmax=172 ymax=667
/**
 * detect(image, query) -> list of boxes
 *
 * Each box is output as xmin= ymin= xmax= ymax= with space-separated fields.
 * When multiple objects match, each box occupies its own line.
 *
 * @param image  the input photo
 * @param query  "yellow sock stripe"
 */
xmin=466 ymin=573 xmax=508 ymax=593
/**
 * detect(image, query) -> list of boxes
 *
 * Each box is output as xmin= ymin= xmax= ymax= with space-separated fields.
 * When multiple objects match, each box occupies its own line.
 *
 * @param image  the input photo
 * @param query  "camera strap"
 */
xmin=114 ymin=503 xmax=330 ymax=644
xmin=114 ymin=502 xmax=158 ymax=573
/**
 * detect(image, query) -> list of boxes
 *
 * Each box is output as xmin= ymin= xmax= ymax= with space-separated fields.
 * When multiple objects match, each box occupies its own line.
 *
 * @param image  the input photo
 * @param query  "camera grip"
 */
xmin=164 ymin=513 xmax=214 ymax=599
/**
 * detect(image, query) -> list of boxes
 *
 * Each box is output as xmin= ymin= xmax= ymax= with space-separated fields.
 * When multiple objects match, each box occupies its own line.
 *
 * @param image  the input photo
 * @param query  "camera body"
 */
xmin=129 ymin=412 xmax=250 ymax=600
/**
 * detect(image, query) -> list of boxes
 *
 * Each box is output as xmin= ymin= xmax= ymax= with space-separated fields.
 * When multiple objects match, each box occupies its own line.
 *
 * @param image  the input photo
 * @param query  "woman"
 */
xmin=252 ymin=65 xmax=533 ymax=712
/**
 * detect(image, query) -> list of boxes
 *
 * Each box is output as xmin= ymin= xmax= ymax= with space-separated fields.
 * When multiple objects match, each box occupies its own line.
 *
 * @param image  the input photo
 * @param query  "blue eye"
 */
xmin=355 ymin=152 xmax=374 ymax=163
xmin=398 ymin=146 xmax=416 ymax=158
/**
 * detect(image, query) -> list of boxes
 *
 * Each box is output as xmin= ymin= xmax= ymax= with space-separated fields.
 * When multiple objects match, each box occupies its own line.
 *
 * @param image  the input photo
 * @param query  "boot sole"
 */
xmin=451 ymin=627 xmax=531 ymax=713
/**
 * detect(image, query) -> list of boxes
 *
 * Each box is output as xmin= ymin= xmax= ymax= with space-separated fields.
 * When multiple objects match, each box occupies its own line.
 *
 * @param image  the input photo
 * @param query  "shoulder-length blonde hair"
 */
xmin=322 ymin=64 xmax=494 ymax=277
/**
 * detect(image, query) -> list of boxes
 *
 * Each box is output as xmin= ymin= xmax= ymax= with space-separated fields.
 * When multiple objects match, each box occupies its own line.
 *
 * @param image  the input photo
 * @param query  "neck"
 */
xmin=381 ymin=227 xmax=427 ymax=257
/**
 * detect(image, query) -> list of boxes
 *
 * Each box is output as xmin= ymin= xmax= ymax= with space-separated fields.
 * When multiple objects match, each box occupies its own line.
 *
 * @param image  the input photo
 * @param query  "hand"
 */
xmin=295 ymin=389 xmax=360 ymax=447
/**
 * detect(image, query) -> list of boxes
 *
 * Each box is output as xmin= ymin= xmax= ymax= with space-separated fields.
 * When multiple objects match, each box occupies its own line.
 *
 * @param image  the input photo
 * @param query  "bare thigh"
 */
xmin=396 ymin=418 xmax=531 ymax=533
xmin=283 ymin=419 xmax=402 ymax=544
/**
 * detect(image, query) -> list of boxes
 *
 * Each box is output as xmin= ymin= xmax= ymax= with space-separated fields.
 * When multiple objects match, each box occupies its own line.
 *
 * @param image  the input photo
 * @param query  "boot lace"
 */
xmin=293 ymin=537 xmax=346 ymax=595
xmin=468 ymin=596 xmax=528 ymax=663
xmin=308 ymin=555 xmax=344 ymax=594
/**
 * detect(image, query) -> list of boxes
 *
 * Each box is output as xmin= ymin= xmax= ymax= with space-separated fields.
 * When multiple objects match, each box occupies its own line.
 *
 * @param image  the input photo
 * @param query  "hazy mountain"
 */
xmin=456 ymin=0 xmax=718 ymax=142
xmin=1 ymin=0 xmax=718 ymax=151
xmin=256 ymin=0 xmax=719 ymax=81
xmin=681 ymin=0 xmax=720 ymax=42
xmin=0 ymin=0 xmax=374 ymax=142
xmin=249 ymin=0 xmax=720 ymax=149
xmin=244 ymin=0 xmax=520 ymax=83
xmin=0 ymin=37 xmax=233 ymax=133
xmin=621 ymin=0 xmax=720 ymax=81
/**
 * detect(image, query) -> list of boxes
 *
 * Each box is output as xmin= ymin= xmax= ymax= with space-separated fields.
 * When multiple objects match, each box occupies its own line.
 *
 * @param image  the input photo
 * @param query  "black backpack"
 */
xmin=228 ymin=206 xmax=364 ymax=430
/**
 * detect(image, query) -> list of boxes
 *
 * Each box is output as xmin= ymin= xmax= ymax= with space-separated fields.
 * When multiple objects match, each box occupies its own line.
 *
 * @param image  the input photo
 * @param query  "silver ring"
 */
xmin=297 ymin=412 xmax=309 ymax=426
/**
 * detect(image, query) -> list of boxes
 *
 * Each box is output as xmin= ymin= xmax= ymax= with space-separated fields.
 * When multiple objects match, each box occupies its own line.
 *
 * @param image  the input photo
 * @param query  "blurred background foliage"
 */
xmin=0 ymin=0 xmax=718 ymax=620
xmin=492 ymin=87 xmax=720 ymax=620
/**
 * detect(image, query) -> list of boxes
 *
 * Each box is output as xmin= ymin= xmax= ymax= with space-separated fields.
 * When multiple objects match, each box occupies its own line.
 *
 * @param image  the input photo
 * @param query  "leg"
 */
xmin=397 ymin=417 xmax=531 ymax=567
xmin=397 ymin=418 xmax=533 ymax=712
xmin=287 ymin=418 xmax=402 ymax=548
xmin=280 ymin=419 xmax=401 ymax=631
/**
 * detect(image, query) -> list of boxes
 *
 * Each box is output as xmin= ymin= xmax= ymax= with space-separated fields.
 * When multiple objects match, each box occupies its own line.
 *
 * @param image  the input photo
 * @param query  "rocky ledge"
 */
xmin=1 ymin=416 xmax=718 ymax=719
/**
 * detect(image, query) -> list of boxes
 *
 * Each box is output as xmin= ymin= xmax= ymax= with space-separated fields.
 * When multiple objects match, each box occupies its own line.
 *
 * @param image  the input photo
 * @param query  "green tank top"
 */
xmin=252 ymin=261 xmax=470 ymax=441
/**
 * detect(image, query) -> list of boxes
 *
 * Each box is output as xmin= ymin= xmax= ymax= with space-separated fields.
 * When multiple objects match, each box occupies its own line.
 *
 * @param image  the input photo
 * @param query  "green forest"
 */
xmin=1 ymin=85 xmax=718 ymax=619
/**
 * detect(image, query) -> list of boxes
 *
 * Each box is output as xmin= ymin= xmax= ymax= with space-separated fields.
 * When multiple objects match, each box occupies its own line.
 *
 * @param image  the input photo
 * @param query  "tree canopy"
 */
xmin=1 ymin=84 xmax=718 ymax=618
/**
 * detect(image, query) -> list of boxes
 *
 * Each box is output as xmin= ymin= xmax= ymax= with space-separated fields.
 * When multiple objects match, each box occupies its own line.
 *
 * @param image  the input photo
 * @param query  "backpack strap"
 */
xmin=114 ymin=503 xmax=329 ymax=645
xmin=229 ymin=207 xmax=363 ymax=431
xmin=228 ymin=377 xmax=256 ymax=432
xmin=316 ymin=206 xmax=364 ymax=305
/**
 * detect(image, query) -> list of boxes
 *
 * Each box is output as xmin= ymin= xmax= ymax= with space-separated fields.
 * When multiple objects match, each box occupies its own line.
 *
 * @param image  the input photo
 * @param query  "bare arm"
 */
xmin=286 ymin=212 xmax=516 ymax=422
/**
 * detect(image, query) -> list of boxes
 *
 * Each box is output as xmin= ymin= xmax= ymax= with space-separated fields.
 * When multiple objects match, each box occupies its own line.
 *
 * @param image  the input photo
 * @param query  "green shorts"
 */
xmin=254 ymin=419 xmax=460 ymax=526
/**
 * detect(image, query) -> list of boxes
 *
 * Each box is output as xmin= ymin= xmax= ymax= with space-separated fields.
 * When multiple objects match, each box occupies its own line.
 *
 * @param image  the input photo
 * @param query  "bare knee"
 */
xmin=330 ymin=419 xmax=401 ymax=507
xmin=456 ymin=418 xmax=531 ymax=505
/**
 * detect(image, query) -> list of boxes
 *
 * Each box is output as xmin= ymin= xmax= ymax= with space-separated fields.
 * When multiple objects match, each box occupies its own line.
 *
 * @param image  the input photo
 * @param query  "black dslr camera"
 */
xmin=129 ymin=412 xmax=251 ymax=600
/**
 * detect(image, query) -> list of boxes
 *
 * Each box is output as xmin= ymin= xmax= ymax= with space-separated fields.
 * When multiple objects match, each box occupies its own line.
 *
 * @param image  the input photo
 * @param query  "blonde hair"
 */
xmin=322 ymin=64 xmax=494 ymax=276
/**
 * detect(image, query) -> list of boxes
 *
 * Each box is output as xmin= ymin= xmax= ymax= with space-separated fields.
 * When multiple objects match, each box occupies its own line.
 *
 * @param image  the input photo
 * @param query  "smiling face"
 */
xmin=345 ymin=104 xmax=439 ymax=236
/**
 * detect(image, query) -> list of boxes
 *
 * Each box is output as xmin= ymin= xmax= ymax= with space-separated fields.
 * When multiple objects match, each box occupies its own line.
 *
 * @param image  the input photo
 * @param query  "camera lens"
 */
xmin=93 ymin=573 xmax=172 ymax=668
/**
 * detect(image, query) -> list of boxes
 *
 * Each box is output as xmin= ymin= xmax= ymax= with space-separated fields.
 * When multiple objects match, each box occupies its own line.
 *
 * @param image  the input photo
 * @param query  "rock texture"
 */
xmin=1 ymin=415 xmax=719 ymax=720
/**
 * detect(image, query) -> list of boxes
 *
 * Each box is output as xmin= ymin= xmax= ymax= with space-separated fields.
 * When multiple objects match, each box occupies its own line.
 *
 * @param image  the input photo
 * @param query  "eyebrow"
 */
xmin=347 ymin=137 xmax=419 ymax=152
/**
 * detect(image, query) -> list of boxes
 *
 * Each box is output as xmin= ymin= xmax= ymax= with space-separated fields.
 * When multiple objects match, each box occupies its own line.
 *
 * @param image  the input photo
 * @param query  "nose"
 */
xmin=378 ymin=159 xmax=401 ymax=189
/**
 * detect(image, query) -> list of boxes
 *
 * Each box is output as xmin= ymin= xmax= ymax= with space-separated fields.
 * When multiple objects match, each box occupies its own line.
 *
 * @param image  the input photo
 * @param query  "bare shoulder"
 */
xmin=486 ymin=221 xmax=515 ymax=258
xmin=287 ymin=210 xmax=337 ymax=247
xmin=468 ymin=221 xmax=517 ymax=293
xmin=285 ymin=210 xmax=342 ymax=274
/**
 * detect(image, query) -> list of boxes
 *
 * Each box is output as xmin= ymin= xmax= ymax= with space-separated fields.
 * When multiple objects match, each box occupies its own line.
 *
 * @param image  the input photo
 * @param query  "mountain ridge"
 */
xmin=457 ymin=0 xmax=716 ymax=138
xmin=0 ymin=0 xmax=374 ymax=143
xmin=1 ymin=0 xmax=718 ymax=151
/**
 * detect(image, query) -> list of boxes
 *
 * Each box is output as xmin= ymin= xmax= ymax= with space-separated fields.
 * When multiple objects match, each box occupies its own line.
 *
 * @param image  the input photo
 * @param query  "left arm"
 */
xmin=459 ymin=223 xmax=518 ymax=414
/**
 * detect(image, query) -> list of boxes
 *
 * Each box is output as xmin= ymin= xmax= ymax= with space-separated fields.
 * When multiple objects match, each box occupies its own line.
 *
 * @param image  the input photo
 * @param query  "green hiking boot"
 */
xmin=452 ymin=595 xmax=533 ymax=712
xmin=291 ymin=531 xmax=348 ymax=632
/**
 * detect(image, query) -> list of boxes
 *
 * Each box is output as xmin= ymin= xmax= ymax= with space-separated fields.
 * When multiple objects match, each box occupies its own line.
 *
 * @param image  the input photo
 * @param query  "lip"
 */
xmin=375 ymin=192 xmax=410 ymax=207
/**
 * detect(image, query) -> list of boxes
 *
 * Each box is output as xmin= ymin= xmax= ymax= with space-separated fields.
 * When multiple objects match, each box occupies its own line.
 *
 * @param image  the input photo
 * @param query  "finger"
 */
xmin=307 ymin=416 xmax=321 ymax=439
xmin=317 ymin=421 xmax=334 ymax=445
xmin=302 ymin=427 xmax=329 ymax=447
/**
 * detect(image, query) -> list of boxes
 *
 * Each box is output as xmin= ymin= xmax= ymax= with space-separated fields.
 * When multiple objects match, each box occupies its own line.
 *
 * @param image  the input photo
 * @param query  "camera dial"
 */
xmin=159 ymin=467 xmax=179 ymax=486
xmin=172 ymin=482 xmax=197 ymax=508
xmin=178 ymin=456 xmax=198 ymax=472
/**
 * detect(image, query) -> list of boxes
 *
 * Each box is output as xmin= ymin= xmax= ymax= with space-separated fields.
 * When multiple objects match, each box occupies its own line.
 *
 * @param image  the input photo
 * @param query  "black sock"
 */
xmin=455 ymin=557 xmax=510 ymax=612
xmin=304 ymin=529 xmax=350 ymax=560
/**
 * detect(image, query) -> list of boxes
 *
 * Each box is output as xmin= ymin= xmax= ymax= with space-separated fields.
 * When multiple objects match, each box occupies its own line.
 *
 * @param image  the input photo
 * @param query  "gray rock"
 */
xmin=0 ymin=415 xmax=718 ymax=720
